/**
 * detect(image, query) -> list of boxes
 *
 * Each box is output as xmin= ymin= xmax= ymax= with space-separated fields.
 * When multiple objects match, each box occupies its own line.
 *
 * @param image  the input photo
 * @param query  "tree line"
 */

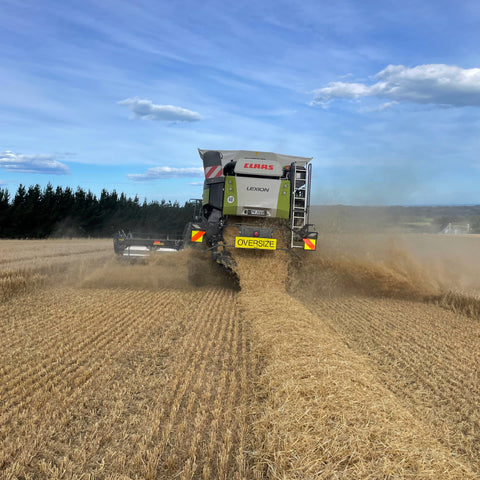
xmin=0 ymin=184 xmax=199 ymax=238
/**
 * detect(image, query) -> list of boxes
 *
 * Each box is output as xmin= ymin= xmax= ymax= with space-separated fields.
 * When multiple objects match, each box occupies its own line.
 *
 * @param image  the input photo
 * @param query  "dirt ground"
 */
xmin=1 ymin=235 xmax=480 ymax=479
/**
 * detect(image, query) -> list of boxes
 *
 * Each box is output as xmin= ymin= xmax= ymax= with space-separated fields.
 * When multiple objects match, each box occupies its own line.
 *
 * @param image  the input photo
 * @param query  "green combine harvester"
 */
xmin=114 ymin=149 xmax=318 ymax=270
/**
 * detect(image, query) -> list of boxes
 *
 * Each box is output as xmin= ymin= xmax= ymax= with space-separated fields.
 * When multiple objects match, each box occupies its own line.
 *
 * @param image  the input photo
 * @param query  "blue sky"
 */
xmin=1 ymin=0 xmax=480 ymax=205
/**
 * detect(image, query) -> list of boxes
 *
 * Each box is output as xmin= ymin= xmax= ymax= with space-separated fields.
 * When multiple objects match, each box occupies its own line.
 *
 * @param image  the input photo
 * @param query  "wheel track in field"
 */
xmin=177 ymin=293 xmax=234 ymax=478
xmin=297 ymin=293 xmax=480 ymax=473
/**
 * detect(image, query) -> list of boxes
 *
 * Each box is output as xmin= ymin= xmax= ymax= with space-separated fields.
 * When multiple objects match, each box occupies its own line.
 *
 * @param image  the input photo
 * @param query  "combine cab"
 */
xmin=186 ymin=149 xmax=318 ymax=271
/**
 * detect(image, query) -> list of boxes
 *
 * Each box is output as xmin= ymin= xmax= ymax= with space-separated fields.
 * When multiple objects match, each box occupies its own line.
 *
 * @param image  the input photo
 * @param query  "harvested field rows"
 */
xmin=2 ymin=237 xmax=480 ymax=478
xmin=0 ymin=239 xmax=112 ymax=301
xmin=0 ymin=239 xmax=111 ymax=270
xmin=298 ymin=294 xmax=480 ymax=474
xmin=0 ymin=285 xmax=256 ymax=479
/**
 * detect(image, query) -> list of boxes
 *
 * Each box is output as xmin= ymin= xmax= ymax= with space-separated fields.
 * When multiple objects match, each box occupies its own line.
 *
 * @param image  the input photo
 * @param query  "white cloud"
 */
xmin=312 ymin=64 xmax=480 ymax=107
xmin=127 ymin=166 xmax=204 ymax=181
xmin=118 ymin=97 xmax=202 ymax=121
xmin=359 ymin=101 xmax=398 ymax=113
xmin=0 ymin=151 xmax=70 ymax=174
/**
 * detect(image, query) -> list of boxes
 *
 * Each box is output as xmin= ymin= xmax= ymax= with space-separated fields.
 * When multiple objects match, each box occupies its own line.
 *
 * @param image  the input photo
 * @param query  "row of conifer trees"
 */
xmin=0 ymin=184 xmax=198 ymax=238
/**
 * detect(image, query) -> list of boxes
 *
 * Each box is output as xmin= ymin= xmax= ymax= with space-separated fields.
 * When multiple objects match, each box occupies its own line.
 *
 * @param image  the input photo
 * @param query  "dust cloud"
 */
xmin=79 ymin=250 xmax=192 ymax=290
xmin=78 ymin=248 xmax=239 ymax=291
xmin=71 ymin=228 xmax=480 ymax=307
xmin=299 ymin=233 xmax=480 ymax=298
xmin=288 ymin=234 xmax=442 ymax=301
xmin=225 ymin=233 xmax=441 ymax=302
xmin=224 ymin=228 xmax=445 ymax=301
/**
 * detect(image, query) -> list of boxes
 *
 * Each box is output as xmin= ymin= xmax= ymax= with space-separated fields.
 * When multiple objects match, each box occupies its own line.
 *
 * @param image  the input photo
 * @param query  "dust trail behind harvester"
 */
xmin=79 ymin=250 xmax=192 ymax=290
xmin=230 ymin=249 xmax=289 ymax=293
xmin=289 ymin=235 xmax=443 ymax=301
xmin=230 ymin=245 xmax=476 ymax=478
xmin=78 ymin=248 xmax=239 ymax=291
xmin=231 ymin=226 xmax=447 ymax=301
xmin=289 ymin=232 xmax=480 ymax=319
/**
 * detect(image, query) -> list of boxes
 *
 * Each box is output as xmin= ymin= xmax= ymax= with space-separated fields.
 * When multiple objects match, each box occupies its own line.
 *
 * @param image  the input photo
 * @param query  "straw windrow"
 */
xmin=231 ymin=248 xmax=476 ymax=478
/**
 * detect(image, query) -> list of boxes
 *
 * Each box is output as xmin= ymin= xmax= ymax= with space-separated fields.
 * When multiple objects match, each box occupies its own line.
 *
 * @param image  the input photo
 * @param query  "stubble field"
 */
xmin=1 ymin=234 xmax=480 ymax=479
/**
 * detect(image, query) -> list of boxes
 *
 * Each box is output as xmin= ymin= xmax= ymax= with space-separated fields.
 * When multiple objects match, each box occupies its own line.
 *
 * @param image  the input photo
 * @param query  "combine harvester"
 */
xmin=187 ymin=149 xmax=317 ymax=261
xmin=114 ymin=149 xmax=318 ymax=278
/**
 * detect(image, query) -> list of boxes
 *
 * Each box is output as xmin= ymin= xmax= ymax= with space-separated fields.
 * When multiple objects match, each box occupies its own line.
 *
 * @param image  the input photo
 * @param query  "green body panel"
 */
xmin=222 ymin=176 xmax=238 ymax=215
xmin=276 ymin=179 xmax=290 ymax=219
xmin=219 ymin=175 xmax=290 ymax=218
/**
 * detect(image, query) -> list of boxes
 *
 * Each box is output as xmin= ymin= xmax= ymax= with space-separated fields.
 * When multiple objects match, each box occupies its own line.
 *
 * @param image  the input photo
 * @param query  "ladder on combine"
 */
xmin=290 ymin=162 xmax=312 ymax=248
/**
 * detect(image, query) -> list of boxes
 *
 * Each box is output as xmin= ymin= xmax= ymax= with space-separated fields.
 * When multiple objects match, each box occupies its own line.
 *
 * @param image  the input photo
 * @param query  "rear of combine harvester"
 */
xmin=186 ymin=149 xmax=318 ymax=270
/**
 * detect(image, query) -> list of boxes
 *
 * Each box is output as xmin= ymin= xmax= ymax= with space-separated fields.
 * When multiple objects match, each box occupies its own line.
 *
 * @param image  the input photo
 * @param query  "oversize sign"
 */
xmin=235 ymin=236 xmax=277 ymax=250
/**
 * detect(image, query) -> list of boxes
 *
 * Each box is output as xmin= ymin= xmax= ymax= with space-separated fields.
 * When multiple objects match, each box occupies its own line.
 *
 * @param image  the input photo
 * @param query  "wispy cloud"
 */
xmin=128 ymin=166 xmax=204 ymax=181
xmin=118 ymin=97 xmax=202 ymax=122
xmin=0 ymin=151 xmax=70 ymax=175
xmin=312 ymin=64 xmax=480 ymax=108
xmin=359 ymin=101 xmax=398 ymax=113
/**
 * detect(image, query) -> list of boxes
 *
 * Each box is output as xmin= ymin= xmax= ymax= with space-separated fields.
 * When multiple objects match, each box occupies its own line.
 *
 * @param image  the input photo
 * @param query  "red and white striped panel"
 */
xmin=204 ymin=165 xmax=223 ymax=179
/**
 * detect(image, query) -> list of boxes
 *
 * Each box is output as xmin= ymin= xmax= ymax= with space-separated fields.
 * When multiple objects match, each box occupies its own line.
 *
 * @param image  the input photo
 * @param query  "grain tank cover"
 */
xmin=230 ymin=150 xmax=312 ymax=168
xmin=198 ymin=149 xmax=312 ymax=179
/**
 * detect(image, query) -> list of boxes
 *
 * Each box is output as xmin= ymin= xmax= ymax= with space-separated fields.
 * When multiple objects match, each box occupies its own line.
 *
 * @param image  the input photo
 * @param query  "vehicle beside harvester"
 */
xmin=114 ymin=149 xmax=318 ymax=281
xmin=113 ymin=230 xmax=184 ymax=257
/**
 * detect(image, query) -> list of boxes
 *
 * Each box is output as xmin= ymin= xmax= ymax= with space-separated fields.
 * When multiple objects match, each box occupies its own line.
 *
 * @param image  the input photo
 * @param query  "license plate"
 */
xmin=243 ymin=209 xmax=268 ymax=216
xmin=234 ymin=236 xmax=277 ymax=250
